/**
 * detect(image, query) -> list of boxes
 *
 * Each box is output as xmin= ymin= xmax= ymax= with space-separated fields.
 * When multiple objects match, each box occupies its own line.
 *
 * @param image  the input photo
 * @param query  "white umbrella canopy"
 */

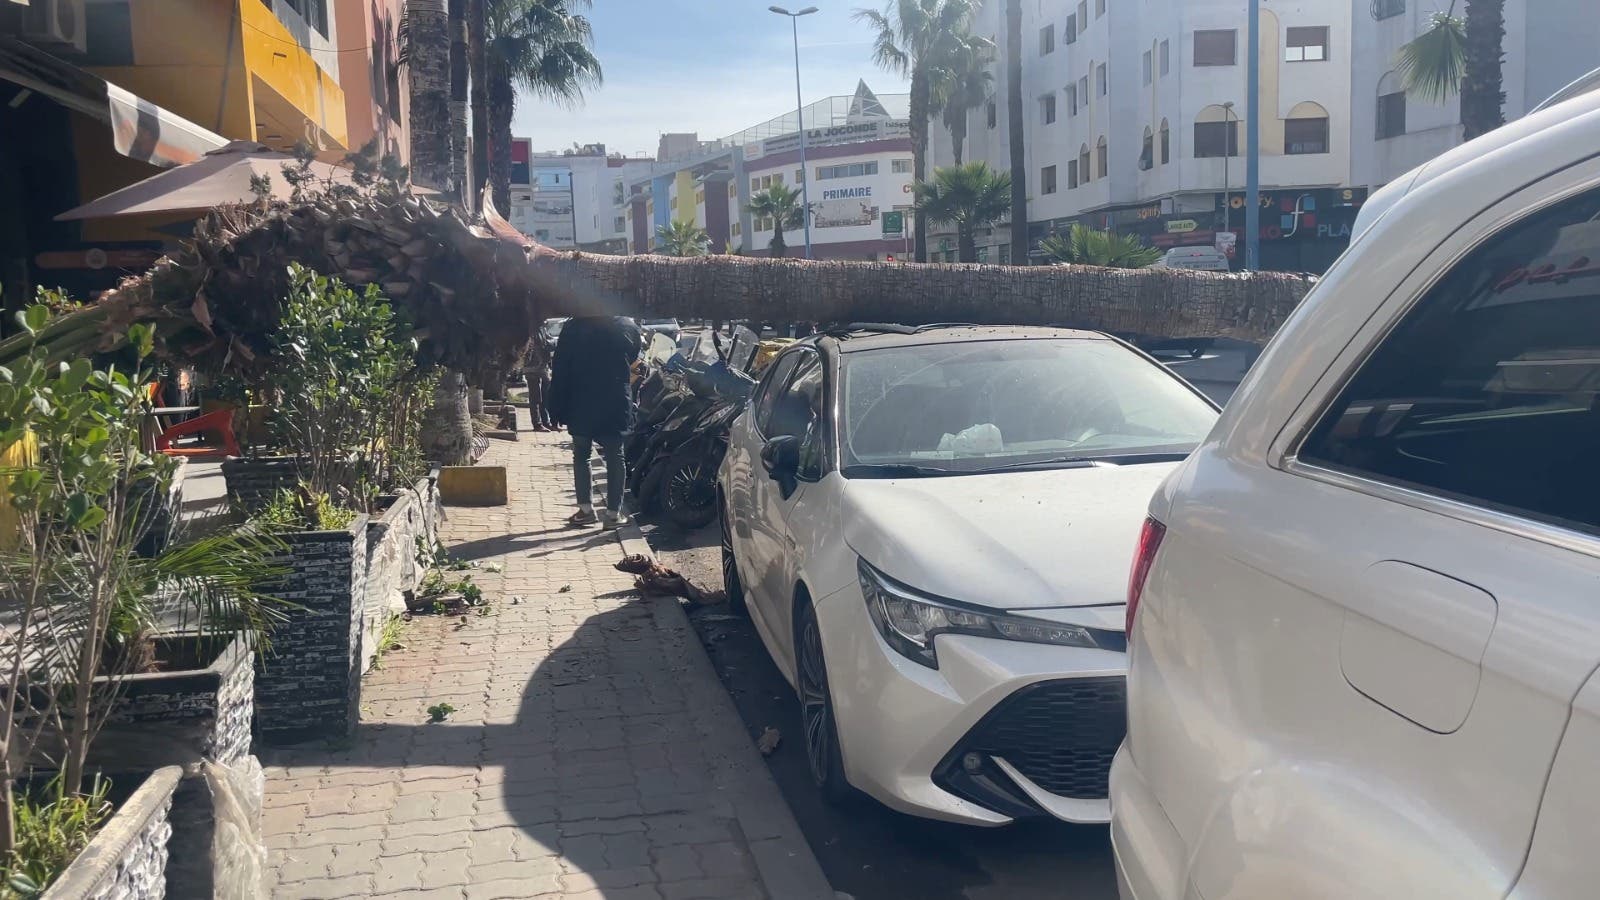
xmin=55 ymin=140 xmax=392 ymax=221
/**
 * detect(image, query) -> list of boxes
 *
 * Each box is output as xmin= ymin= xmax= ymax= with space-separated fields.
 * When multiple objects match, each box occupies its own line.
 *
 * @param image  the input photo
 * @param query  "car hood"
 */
xmin=841 ymin=463 xmax=1179 ymax=614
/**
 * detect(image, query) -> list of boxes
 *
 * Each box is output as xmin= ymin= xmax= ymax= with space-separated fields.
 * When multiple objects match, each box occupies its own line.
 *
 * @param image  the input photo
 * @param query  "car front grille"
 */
xmin=952 ymin=677 xmax=1127 ymax=801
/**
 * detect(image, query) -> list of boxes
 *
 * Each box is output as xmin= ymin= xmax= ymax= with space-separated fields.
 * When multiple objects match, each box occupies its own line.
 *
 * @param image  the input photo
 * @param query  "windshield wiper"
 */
xmin=841 ymin=464 xmax=962 ymax=478
xmin=973 ymin=456 xmax=1100 ymax=474
xmin=977 ymin=451 xmax=1192 ymax=474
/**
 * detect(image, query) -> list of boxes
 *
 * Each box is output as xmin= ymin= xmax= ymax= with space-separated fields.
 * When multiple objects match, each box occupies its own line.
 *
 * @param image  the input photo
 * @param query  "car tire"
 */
xmin=719 ymin=495 xmax=746 ymax=615
xmin=796 ymin=601 xmax=851 ymax=805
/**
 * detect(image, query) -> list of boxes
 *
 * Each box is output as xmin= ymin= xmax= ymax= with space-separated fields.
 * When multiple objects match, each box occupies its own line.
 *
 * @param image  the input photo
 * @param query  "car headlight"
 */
xmin=857 ymin=559 xmax=1116 ymax=669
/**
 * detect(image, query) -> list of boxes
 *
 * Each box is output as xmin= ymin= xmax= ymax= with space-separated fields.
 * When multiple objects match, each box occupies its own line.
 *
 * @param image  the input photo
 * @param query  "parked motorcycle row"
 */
xmin=623 ymin=327 xmax=768 ymax=529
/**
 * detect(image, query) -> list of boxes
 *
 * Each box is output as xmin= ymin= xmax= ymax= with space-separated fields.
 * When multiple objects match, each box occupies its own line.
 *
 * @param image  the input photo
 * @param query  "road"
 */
xmin=645 ymin=524 xmax=1121 ymax=900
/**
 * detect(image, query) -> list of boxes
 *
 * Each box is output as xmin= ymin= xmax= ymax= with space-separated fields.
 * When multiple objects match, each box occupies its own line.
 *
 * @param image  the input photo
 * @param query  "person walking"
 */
xmin=524 ymin=338 xmax=555 ymax=431
xmin=546 ymin=315 xmax=642 ymax=528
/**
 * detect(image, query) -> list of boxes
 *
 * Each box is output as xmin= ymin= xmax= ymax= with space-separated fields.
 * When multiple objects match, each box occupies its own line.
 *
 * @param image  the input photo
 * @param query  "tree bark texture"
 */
xmin=1005 ymin=0 xmax=1028 ymax=264
xmin=422 ymin=369 xmax=474 ymax=465
xmin=405 ymin=0 xmax=452 ymax=193
xmin=489 ymin=76 xmax=516 ymax=216
xmin=468 ymin=0 xmax=489 ymax=205
xmin=1460 ymin=0 xmax=1506 ymax=140
xmin=448 ymin=0 xmax=470 ymax=208
xmin=909 ymin=66 xmax=931 ymax=263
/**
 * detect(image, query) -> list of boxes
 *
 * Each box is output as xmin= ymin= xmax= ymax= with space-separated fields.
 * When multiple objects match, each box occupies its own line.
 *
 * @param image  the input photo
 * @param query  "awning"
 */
xmin=0 ymin=36 xmax=226 ymax=168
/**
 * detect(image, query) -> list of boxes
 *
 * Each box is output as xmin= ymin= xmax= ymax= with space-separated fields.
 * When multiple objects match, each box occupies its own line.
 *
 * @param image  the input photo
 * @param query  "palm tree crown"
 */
xmin=656 ymin=220 xmax=709 ymax=257
xmin=1039 ymin=225 xmax=1162 ymax=269
xmin=746 ymin=185 xmax=806 ymax=258
xmin=937 ymin=36 xmax=994 ymax=165
xmin=1396 ymin=0 xmax=1505 ymax=140
xmin=486 ymin=0 xmax=603 ymax=212
xmin=913 ymin=162 xmax=1011 ymax=262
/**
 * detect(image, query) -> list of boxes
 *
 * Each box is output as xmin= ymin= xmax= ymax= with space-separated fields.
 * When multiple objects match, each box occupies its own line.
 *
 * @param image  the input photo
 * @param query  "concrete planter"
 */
xmin=361 ymin=489 xmax=428 ymax=673
xmin=219 ymin=456 xmax=301 ymax=515
xmin=41 ymin=766 xmax=182 ymax=900
xmin=254 ymin=515 xmax=370 ymax=743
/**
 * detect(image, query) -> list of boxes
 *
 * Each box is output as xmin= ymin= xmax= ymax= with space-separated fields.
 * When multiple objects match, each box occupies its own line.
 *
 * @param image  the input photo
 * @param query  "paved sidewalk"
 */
xmin=261 ymin=428 xmax=831 ymax=900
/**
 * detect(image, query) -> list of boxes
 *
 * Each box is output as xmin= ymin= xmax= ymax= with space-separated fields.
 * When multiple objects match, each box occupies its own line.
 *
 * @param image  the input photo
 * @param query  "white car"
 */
xmin=1112 ymin=89 xmax=1600 ymax=897
xmin=717 ymin=325 xmax=1219 ymax=825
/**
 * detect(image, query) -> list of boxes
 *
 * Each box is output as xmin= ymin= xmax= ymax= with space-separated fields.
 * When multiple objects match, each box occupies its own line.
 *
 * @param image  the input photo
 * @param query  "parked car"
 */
xmin=719 ymin=325 xmax=1219 ymax=825
xmin=1149 ymin=245 xmax=1230 ymax=272
xmin=640 ymin=317 xmax=681 ymax=343
xmin=1112 ymin=89 xmax=1600 ymax=898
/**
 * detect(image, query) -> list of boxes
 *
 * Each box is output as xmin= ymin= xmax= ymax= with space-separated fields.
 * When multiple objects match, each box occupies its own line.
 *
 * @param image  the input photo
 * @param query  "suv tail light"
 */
xmin=1126 ymin=517 xmax=1167 ymax=639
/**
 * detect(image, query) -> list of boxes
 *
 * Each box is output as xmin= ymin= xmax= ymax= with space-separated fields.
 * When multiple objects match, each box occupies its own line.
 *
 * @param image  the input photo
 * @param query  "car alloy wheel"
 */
xmin=797 ymin=603 xmax=850 ymax=803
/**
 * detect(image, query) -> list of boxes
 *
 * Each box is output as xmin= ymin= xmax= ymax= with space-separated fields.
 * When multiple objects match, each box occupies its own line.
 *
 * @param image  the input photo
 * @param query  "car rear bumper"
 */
xmin=815 ymin=584 xmax=1128 ymax=826
xmin=1110 ymin=743 xmax=1190 ymax=900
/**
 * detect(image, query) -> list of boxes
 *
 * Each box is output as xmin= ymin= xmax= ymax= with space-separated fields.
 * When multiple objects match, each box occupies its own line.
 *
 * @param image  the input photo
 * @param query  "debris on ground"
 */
xmin=558 ymin=584 xmax=572 ymax=593
xmin=757 ymin=726 xmax=782 ymax=757
xmin=616 ymin=553 xmax=724 ymax=604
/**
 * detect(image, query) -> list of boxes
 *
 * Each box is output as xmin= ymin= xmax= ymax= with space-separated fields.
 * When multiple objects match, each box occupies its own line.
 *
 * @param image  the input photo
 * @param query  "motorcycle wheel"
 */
xmin=659 ymin=444 xmax=722 ymax=531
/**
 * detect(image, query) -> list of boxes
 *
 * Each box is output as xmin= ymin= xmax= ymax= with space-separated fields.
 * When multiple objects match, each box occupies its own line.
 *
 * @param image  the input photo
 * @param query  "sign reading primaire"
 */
xmin=753 ymin=119 xmax=911 ymax=158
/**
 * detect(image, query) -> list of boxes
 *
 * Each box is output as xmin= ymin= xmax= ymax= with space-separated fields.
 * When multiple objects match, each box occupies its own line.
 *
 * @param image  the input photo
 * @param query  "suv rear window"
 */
xmin=1301 ymin=186 xmax=1600 ymax=534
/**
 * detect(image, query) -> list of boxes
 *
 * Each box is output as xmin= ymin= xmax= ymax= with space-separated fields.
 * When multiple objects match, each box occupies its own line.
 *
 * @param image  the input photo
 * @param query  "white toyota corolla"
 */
xmin=717 ymin=325 xmax=1219 ymax=825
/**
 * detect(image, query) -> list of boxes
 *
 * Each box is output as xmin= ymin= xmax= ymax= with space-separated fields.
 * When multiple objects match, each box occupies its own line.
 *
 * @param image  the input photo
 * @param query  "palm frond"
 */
xmin=1397 ymin=12 xmax=1467 ymax=102
xmin=913 ymin=162 xmax=1010 ymax=227
xmin=1040 ymin=225 xmax=1161 ymax=268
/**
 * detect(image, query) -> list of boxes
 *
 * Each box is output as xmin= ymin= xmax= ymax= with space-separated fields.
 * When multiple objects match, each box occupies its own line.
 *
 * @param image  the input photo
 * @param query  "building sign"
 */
xmin=1213 ymin=187 xmax=1367 ymax=241
xmin=822 ymin=186 xmax=872 ymax=200
xmin=882 ymin=210 xmax=905 ymax=237
xmin=1165 ymin=219 xmax=1199 ymax=234
xmin=813 ymin=196 xmax=878 ymax=229
xmin=752 ymin=119 xmax=911 ymax=158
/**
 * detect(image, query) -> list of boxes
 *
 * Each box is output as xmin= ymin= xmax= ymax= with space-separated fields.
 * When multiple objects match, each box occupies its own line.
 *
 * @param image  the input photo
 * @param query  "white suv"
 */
xmin=1112 ymin=92 xmax=1600 ymax=896
xmin=719 ymin=326 xmax=1219 ymax=825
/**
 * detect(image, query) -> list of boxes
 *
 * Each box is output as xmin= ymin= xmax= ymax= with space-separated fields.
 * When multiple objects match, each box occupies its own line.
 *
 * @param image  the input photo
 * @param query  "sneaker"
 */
xmin=599 ymin=509 xmax=624 ymax=530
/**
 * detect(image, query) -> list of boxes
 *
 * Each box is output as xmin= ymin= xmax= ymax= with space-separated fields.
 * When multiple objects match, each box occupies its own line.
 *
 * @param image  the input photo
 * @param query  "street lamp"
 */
xmin=1244 ymin=0 xmax=1261 ymax=270
xmin=1222 ymin=101 xmax=1236 ymax=236
xmin=770 ymin=5 xmax=819 ymax=259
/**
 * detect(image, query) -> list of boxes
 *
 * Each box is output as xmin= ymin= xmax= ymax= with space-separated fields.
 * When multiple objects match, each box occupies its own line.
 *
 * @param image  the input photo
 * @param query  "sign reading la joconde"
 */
xmin=751 ymin=120 xmax=911 ymax=158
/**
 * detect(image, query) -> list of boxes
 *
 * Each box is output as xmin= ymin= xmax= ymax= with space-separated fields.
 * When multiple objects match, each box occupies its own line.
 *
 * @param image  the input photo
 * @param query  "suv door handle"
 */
xmin=1339 ymin=560 xmax=1498 ymax=734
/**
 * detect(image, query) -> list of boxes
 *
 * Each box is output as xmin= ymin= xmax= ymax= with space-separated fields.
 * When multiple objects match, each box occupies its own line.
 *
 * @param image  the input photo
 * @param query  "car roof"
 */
xmin=819 ymin=324 xmax=1110 ymax=354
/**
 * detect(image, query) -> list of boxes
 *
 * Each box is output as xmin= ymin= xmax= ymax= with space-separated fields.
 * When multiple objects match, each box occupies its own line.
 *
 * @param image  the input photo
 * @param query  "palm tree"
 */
xmin=405 ymin=0 xmax=452 ymax=193
xmin=656 ymin=220 xmax=709 ymax=257
xmin=1004 ymin=0 xmax=1027 ymax=264
xmin=449 ymin=0 xmax=469 ymax=204
xmin=746 ymin=185 xmax=806 ymax=258
xmin=470 ymin=0 xmax=489 ymax=205
xmin=913 ymin=162 xmax=1011 ymax=263
xmin=1397 ymin=0 xmax=1505 ymax=140
xmin=1039 ymin=225 xmax=1161 ymax=269
xmin=855 ymin=0 xmax=982 ymax=262
xmin=938 ymin=36 xmax=993 ymax=164
xmin=486 ymin=0 xmax=602 ymax=214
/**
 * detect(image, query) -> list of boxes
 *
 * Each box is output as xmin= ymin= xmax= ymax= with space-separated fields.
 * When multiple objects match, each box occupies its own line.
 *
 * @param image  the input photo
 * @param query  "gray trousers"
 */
xmin=572 ymin=432 xmax=624 ymax=511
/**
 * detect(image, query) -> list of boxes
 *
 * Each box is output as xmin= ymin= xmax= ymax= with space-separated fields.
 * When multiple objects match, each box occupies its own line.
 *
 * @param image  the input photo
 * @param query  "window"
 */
xmin=892 ymin=159 xmax=913 ymax=174
xmin=1194 ymin=120 xmax=1240 ymax=157
xmin=1065 ymin=13 xmax=1078 ymax=44
xmin=817 ymin=162 xmax=878 ymax=179
xmin=1377 ymin=86 xmax=1406 ymax=139
xmin=1096 ymin=137 xmax=1108 ymax=178
xmin=1285 ymin=26 xmax=1330 ymax=62
xmin=1372 ymin=0 xmax=1405 ymax=20
xmin=754 ymin=352 xmax=804 ymax=434
xmin=1041 ymin=165 xmax=1058 ymax=195
xmin=986 ymin=101 xmax=997 ymax=129
xmin=1142 ymin=50 xmax=1152 ymax=85
xmin=1097 ymin=63 xmax=1107 ymax=96
xmin=1041 ymin=24 xmax=1055 ymax=55
xmin=765 ymin=352 xmax=825 ymax=478
xmin=284 ymin=0 xmax=329 ymax=37
xmin=1079 ymin=75 xmax=1090 ymax=105
xmin=761 ymin=175 xmax=773 ymax=189
xmin=1299 ymin=186 xmax=1600 ymax=535
xmin=732 ymin=222 xmax=741 ymax=237
xmin=1041 ymin=94 xmax=1057 ymax=125
xmin=614 ymin=216 xmax=627 ymax=232
xmin=1067 ymin=83 xmax=1078 ymax=116
xmin=729 ymin=184 xmax=737 ymax=198
xmin=1078 ymin=145 xmax=1091 ymax=182
xmin=1193 ymin=29 xmax=1237 ymax=66
xmin=1160 ymin=39 xmax=1170 ymax=74
xmin=1067 ymin=159 xmax=1079 ymax=189
xmin=1285 ymin=111 xmax=1329 ymax=154
xmin=796 ymin=169 xmax=805 ymax=184
xmin=695 ymin=189 xmax=705 ymax=204
xmin=1140 ymin=128 xmax=1154 ymax=170
xmin=751 ymin=177 xmax=761 ymax=192
xmin=1159 ymin=118 xmax=1170 ymax=164
xmin=1095 ymin=0 xmax=1105 ymax=17
xmin=774 ymin=172 xmax=785 ymax=185
xmin=1078 ymin=1 xmax=1088 ymax=29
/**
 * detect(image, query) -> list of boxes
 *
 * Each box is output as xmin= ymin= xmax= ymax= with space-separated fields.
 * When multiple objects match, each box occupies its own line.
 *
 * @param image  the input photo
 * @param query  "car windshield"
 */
xmin=841 ymin=338 xmax=1217 ymax=472
xmin=642 ymin=318 xmax=677 ymax=326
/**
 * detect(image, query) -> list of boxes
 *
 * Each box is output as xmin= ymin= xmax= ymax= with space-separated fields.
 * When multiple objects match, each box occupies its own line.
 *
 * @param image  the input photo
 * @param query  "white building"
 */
xmin=508 ymin=140 xmax=655 ymax=253
xmin=938 ymin=0 xmax=1596 ymax=271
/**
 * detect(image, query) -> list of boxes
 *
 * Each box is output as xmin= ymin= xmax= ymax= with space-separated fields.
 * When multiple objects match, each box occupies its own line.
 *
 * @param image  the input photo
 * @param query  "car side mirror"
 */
xmin=760 ymin=435 xmax=801 ymax=497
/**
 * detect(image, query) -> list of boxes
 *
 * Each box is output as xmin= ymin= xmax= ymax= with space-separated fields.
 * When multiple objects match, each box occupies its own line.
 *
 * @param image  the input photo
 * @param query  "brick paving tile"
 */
xmin=261 ymin=429 xmax=817 ymax=899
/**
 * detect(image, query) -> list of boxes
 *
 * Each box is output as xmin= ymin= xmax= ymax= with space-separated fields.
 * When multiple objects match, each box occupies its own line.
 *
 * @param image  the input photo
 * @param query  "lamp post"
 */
xmin=1222 ymin=100 xmax=1236 ymax=236
xmin=770 ymin=5 xmax=818 ymax=259
xmin=1244 ymin=0 xmax=1261 ymax=270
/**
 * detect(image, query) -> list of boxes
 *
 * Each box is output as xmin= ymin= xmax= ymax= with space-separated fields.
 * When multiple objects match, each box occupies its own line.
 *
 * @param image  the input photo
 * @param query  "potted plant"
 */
xmin=0 ymin=311 xmax=285 ymax=897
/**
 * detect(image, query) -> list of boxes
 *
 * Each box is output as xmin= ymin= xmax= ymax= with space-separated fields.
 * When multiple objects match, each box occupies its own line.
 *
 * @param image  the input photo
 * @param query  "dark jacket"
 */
xmin=546 ymin=316 xmax=643 ymax=437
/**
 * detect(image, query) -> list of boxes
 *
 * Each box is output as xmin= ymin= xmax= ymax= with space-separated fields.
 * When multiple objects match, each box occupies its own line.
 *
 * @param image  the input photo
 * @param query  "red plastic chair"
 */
xmin=155 ymin=409 xmax=241 ymax=459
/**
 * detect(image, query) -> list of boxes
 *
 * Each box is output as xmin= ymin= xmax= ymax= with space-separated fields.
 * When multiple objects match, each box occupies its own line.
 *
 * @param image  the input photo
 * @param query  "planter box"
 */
xmin=254 ymin=515 xmax=370 ymax=743
xmin=219 ymin=456 xmax=300 ymax=515
xmin=361 ymin=489 xmax=427 ymax=673
xmin=42 ymin=766 xmax=182 ymax=900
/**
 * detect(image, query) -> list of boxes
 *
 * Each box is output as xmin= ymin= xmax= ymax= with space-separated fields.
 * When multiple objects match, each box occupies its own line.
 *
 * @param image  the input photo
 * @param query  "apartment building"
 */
xmin=508 ymin=140 xmax=655 ymax=253
xmin=938 ymin=0 xmax=1596 ymax=271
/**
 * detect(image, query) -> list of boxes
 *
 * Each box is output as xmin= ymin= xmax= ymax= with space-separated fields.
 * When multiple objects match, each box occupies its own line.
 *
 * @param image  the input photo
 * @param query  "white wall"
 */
xmin=745 ymin=148 xmax=914 ymax=252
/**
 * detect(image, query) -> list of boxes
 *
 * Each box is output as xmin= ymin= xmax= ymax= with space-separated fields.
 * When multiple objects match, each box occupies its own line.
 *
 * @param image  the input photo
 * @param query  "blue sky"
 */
xmin=509 ymin=1 xmax=910 ymax=157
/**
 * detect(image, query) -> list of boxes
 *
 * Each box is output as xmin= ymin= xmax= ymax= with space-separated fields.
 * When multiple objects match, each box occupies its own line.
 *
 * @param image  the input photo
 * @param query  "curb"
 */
xmin=617 ymin=523 xmax=835 ymax=900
